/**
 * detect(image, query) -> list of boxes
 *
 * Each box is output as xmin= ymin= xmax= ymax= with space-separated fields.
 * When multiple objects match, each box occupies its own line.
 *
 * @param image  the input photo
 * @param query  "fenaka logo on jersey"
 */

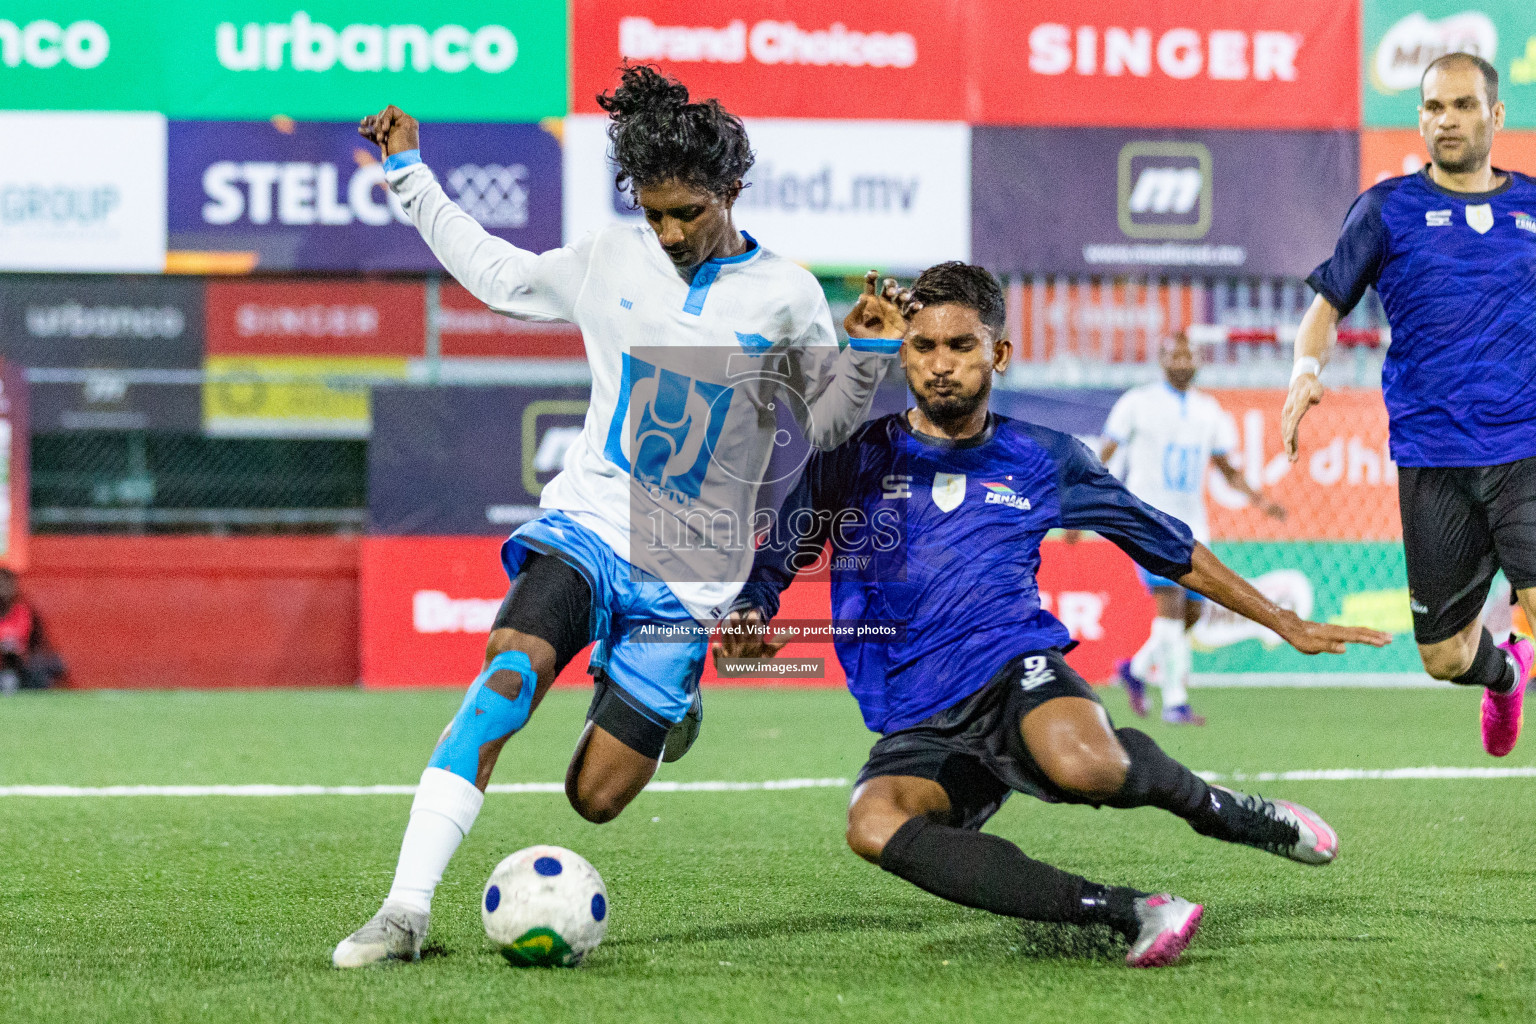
xmin=603 ymin=353 xmax=734 ymax=503
xmin=931 ymin=472 xmax=966 ymax=512
xmin=0 ymin=19 xmax=109 ymax=69
xmin=1513 ymin=211 xmax=1536 ymax=234
xmin=1117 ymin=141 xmax=1212 ymax=240
xmin=215 ymin=13 xmax=518 ymax=74
xmin=1371 ymin=12 xmax=1496 ymax=95
xmin=982 ymin=480 xmax=1031 ymax=511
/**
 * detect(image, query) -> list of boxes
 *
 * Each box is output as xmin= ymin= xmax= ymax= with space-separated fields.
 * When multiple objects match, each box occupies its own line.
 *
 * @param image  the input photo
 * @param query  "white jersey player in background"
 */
xmin=333 ymin=66 xmax=905 ymax=967
xmin=1100 ymin=334 xmax=1285 ymax=725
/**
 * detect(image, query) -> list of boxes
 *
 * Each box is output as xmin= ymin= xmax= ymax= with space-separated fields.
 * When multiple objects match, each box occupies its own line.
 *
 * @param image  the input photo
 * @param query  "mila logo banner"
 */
xmin=168 ymin=119 xmax=561 ymax=273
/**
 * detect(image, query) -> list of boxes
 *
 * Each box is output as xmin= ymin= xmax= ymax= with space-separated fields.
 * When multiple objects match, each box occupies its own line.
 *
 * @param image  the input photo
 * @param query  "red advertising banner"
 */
xmin=0 ymin=360 xmax=29 ymax=573
xmin=967 ymin=0 xmax=1359 ymax=128
xmin=570 ymin=0 xmax=967 ymax=120
xmin=1205 ymin=389 xmax=1399 ymax=542
xmin=1009 ymin=279 xmax=1199 ymax=364
xmin=1361 ymin=129 xmax=1536 ymax=191
xmin=205 ymin=280 xmax=425 ymax=357
xmin=438 ymin=283 xmax=585 ymax=359
xmin=360 ymin=535 xmax=1149 ymax=689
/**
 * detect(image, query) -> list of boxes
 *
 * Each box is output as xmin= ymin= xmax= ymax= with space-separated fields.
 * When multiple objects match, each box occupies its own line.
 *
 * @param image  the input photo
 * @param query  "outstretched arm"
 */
xmin=786 ymin=272 xmax=907 ymax=450
xmin=1211 ymin=452 xmax=1285 ymax=520
xmin=1281 ymin=294 xmax=1340 ymax=462
xmin=1178 ymin=543 xmax=1388 ymax=654
xmin=360 ymin=105 xmax=587 ymax=323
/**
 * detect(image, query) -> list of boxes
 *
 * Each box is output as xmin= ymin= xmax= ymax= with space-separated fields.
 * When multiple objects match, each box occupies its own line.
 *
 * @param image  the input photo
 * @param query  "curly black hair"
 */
xmin=909 ymin=262 xmax=1007 ymax=334
xmin=596 ymin=64 xmax=754 ymax=200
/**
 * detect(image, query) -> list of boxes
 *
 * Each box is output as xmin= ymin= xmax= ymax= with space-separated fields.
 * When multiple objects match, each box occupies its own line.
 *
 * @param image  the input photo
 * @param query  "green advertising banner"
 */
xmin=1365 ymin=2 xmax=1536 ymax=127
xmin=1192 ymin=542 xmax=1428 ymax=676
xmin=0 ymin=2 xmax=567 ymax=120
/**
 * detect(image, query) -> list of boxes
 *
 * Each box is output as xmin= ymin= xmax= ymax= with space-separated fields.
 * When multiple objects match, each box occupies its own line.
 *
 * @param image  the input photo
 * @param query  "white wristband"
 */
xmin=1290 ymin=356 xmax=1321 ymax=383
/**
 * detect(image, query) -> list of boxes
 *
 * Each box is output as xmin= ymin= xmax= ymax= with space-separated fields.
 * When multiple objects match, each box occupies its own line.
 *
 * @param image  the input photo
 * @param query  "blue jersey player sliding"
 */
xmin=1285 ymin=53 xmax=1536 ymax=756
xmin=719 ymin=263 xmax=1390 ymax=967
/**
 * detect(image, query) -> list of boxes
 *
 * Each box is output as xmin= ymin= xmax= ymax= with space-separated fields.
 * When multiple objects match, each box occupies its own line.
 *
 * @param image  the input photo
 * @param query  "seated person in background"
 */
xmin=0 ymin=568 xmax=65 ymax=694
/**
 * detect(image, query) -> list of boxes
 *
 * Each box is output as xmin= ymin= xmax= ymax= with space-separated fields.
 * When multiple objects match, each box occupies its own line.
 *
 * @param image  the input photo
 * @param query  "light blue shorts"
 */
xmin=501 ymin=510 xmax=706 ymax=726
xmin=1137 ymin=565 xmax=1205 ymax=603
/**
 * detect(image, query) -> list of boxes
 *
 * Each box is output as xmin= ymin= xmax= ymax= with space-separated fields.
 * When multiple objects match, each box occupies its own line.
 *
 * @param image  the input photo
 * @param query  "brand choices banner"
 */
xmin=564 ymin=115 xmax=970 ymax=271
xmin=0 ymin=1 xmax=566 ymax=120
xmin=437 ymin=283 xmax=584 ymax=359
xmin=169 ymin=120 xmax=561 ymax=272
xmin=1366 ymin=3 xmax=1536 ymax=128
xmin=572 ymin=0 xmax=1358 ymax=128
xmin=203 ymin=279 xmax=423 ymax=436
xmin=0 ymin=112 xmax=167 ymax=273
xmin=0 ymin=276 xmax=203 ymax=431
xmin=369 ymin=385 xmax=590 ymax=535
xmin=972 ymin=127 xmax=1358 ymax=277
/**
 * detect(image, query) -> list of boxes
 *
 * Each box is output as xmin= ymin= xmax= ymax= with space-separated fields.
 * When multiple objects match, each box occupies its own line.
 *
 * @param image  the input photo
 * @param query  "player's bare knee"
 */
xmin=1420 ymin=639 xmax=1477 ymax=679
xmin=1042 ymin=747 xmax=1129 ymax=800
xmin=567 ymin=779 xmax=628 ymax=824
xmin=845 ymin=805 xmax=904 ymax=863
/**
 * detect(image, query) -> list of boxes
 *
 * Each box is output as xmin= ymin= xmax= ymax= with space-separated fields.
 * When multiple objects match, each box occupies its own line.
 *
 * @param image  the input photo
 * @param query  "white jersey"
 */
xmin=1102 ymin=382 xmax=1236 ymax=544
xmin=388 ymin=161 xmax=892 ymax=621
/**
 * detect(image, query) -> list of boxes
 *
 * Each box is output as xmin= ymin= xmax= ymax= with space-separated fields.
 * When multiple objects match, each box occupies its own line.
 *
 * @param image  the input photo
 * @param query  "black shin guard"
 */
xmin=879 ymin=816 xmax=1085 ymax=922
xmin=1451 ymin=629 xmax=1516 ymax=693
xmin=1103 ymin=727 xmax=1212 ymax=821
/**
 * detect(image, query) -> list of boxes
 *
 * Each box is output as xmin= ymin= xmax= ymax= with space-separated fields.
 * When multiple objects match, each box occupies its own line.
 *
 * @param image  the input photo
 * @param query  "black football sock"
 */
xmin=1101 ymin=727 xmax=1213 ymax=823
xmin=879 ymin=816 xmax=1089 ymax=924
xmin=1074 ymin=880 xmax=1147 ymax=941
xmin=1451 ymin=629 xmax=1516 ymax=693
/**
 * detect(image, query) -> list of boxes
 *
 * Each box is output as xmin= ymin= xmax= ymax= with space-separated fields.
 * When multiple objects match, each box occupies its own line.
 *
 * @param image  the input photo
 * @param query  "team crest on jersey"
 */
xmin=603 ymin=353 xmax=734 ymax=503
xmin=982 ymin=481 xmax=1032 ymax=511
xmin=1514 ymin=212 xmax=1536 ymax=235
xmin=931 ymin=473 xmax=966 ymax=512
xmin=1466 ymin=203 xmax=1494 ymax=234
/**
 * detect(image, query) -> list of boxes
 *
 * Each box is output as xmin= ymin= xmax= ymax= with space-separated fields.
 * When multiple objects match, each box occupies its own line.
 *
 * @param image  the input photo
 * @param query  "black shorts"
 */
xmin=854 ymin=649 xmax=1101 ymax=831
xmin=1399 ymin=457 xmax=1536 ymax=644
xmin=491 ymin=552 xmax=671 ymax=759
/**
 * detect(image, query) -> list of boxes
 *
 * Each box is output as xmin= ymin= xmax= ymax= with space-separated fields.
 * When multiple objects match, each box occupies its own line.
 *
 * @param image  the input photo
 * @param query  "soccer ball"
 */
xmin=482 ymin=845 xmax=609 ymax=967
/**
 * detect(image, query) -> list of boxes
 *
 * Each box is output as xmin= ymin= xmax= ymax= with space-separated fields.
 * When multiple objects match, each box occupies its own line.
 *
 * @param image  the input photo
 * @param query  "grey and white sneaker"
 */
xmin=1197 ymin=786 xmax=1339 ymax=865
xmin=332 ymin=902 xmax=429 ymax=968
xmin=1125 ymin=894 xmax=1203 ymax=968
xmin=662 ymin=688 xmax=703 ymax=763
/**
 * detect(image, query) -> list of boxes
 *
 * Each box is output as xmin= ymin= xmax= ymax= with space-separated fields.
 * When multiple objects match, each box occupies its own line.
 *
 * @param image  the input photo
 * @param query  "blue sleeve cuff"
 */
xmin=848 ymin=336 xmax=902 ymax=355
xmin=383 ymin=149 xmax=422 ymax=173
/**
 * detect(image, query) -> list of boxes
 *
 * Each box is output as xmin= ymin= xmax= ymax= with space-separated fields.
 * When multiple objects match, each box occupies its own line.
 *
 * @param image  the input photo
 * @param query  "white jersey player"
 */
xmin=1099 ymin=335 xmax=1284 ymax=725
xmin=334 ymin=68 xmax=904 ymax=968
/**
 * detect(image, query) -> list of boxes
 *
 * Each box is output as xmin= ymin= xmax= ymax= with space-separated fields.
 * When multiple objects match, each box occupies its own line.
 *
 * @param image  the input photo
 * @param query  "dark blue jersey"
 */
xmin=1307 ymin=168 xmax=1536 ymax=467
xmin=737 ymin=413 xmax=1195 ymax=734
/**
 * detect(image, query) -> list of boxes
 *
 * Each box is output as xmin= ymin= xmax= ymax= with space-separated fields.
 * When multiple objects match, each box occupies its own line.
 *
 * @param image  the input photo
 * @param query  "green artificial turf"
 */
xmin=2 ymin=685 xmax=1534 ymax=1023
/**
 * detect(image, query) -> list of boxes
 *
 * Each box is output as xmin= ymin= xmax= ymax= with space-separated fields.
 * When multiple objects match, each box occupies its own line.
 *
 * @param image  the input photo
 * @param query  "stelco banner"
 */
xmin=370 ymin=385 xmax=590 ymax=535
xmin=168 ymin=120 xmax=561 ymax=272
xmin=972 ymin=127 xmax=1358 ymax=277
xmin=1365 ymin=3 xmax=1536 ymax=128
xmin=564 ymin=114 xmax=970 ymax=271
xmin=0 ymin=2 xmax=567 ymax=120
xmin=0 ymin=112 xmax=166 ymax=273
xmin=0 ymin=276 xmax=203 ymax=431
xmin=203 ymin=279 xmax=423 ymax=436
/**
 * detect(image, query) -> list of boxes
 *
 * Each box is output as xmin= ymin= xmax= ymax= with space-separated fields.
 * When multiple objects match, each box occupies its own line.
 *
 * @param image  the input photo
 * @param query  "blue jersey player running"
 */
xmin=720 ymin=263 xmax=1389 ymax=967
xmin=1285 ymin=53 xmax=1536 ymax=757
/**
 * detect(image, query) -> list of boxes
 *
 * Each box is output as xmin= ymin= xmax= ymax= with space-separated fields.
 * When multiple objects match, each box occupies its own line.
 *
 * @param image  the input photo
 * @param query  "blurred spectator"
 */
xmin=0 ymin=568 xmax=65 ymax=694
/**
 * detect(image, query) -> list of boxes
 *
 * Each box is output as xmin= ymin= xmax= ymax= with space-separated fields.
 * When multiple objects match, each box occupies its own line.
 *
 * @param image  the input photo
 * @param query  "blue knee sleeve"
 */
xmin=429 ymin=651 xmax=537 ymax=783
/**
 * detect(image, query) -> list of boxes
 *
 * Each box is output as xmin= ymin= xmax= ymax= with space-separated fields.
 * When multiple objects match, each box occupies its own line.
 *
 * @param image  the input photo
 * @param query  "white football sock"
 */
xmin=1151 ymin=616 xmax=1191 ymax=707
xmin=1130 ymin=629 xmax=1160 ymax=680
xmin=385 ymin=767 xmax=485 ymax=915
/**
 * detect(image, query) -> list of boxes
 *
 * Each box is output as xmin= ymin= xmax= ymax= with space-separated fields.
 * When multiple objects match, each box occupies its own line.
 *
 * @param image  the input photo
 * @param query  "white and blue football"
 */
xmin=482 ymin=845 xmax=608 ymax=967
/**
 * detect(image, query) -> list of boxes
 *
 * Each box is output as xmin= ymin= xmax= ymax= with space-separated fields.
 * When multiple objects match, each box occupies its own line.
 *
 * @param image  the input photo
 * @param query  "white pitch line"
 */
xmin=0 ymin=778 xmax=852 ymax=798
xmin=1 ymin=769 xmax=1533 ymax=798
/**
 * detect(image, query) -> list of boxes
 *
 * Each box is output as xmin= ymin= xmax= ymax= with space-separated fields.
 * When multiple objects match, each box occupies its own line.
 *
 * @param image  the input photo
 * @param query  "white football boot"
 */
xmin=332 ymin=902 xmax=430 ymax=968
xmin=1125 ymin=894 xmax=1204 ymax=968
xmin=1205 ymin=786 xmax=1339 ymax=865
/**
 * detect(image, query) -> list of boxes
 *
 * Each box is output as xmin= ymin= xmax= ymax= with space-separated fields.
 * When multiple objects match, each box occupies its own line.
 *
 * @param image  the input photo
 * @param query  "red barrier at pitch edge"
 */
xmin=27 ymin=536 xmax=360 ymax=689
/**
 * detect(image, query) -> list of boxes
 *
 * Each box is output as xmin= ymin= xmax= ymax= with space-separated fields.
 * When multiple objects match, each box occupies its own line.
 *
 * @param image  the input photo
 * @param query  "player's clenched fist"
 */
xmin=358 ymin=105 xmax=420 ymax=159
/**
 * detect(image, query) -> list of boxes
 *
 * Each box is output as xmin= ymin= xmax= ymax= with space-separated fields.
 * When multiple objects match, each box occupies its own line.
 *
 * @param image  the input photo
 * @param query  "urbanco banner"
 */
xmin=570 ymin=0 xmax=964 ymax=120
xmin=563 ymin=114 xmax=969 ymax=272
xmin=1365 ymin=3 xmax=1536 ymax=128
xmin=969 ymin=0 xmax=1359 ymax=129
xmin=0 ymin=112 xmax=166 ymax=273
xmin=168 ymin=120 xmax=561 ymax=273
xmin=0 ymin=4 xmax=160 ymax=111
xmin=972 ymin=127 xmax=1357 ymax=278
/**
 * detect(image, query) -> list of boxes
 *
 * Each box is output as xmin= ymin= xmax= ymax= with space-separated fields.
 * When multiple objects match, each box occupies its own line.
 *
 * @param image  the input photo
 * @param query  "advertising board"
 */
xmin=1365 ymin=3 xmax=1536 ymax=128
